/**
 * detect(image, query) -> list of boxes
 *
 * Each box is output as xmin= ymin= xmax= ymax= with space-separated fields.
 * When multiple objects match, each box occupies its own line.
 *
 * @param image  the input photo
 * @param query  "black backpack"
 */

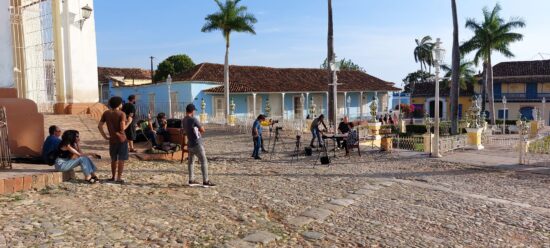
xmin=45 ymin=149 xmax=58 ymax=166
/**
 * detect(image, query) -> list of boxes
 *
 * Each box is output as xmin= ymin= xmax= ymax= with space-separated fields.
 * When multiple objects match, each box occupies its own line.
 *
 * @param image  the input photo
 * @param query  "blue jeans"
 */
xmin=252 ymin=136 xmax=262 ymax=158
xmin=310 ymin=128 xmax=323 ymax=147
xmin=55 ymin=156 xmax=97 ymax=177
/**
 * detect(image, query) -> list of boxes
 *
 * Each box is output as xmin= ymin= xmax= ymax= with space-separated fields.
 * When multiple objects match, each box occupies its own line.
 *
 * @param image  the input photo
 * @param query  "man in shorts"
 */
xmin=182 ymin=104 xmax=215 ymax=187
xmin=122 ymin=95 xmax=137 ymax=152
xmin=98 ymin=96 xmax=132 ymax=183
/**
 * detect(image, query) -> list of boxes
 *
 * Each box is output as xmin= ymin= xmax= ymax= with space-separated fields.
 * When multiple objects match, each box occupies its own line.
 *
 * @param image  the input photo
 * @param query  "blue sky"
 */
xmin=95 ymin=0 xmax=550 ymax=88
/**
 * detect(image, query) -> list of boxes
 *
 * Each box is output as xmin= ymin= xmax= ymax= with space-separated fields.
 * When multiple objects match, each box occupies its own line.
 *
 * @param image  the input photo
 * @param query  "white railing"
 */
xmin=439 ymin=134 xmax=468 ymax=153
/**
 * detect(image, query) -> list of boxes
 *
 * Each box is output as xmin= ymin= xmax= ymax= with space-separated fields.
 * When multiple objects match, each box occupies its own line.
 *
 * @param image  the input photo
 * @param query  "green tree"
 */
xmin=321 ymin=58 xmax=365 ymax=72
xmin=450 ymin=0 xmax=460 ymax=134
xmin=402 ymin=70 xmax=433 ymax=94
xmin=461 ymin=3 xmax=525 ymax=124
xmin=413 ymin=36 xmax=434 ymax=73
xmin=201 ymin=0 xmax=257 ymax=122
xmin=441 ymin=60 xmax=476 ymax=90
xmin=154 ymin=54 xmax=195 ymax=82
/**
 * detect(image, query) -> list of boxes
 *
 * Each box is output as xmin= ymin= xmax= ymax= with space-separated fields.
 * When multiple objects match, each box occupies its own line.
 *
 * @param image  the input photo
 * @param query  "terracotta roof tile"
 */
xmin=98 ymin=67 xmax=152 ymax=84
xmin=493 ymin=60 xmax=550 ymax=83
xmin=173 ymin=63 xmax=400 ymax=93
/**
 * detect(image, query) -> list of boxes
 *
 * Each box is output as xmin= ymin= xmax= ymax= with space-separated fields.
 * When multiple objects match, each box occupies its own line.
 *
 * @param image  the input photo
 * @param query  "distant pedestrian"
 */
xmin=182 ymin=104 xmax=215 ymax=187
xmin=252 ymin=114 xmax=266 ymax=159
xmin=98 ymin=96 xmax=132 ymax=184
xmin=122 ymin=95 xmax=138 ymax=153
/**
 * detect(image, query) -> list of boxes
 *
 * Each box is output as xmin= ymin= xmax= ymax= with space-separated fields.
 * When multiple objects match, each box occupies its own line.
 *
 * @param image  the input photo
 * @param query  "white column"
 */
xmin=360 ymin=92 xmax=364 ymax=119
xmin=281 ymin=92 xmax=285 ymax=119
xmin=252 ymin=93 xmax=257 ymax=118
xmin=0 ymin=0 xmax=14 ymax=88
xmin=305 ymin=92 xmax=310 ymax=117
xmin=343 ymin=92 xmax=347 ymax=117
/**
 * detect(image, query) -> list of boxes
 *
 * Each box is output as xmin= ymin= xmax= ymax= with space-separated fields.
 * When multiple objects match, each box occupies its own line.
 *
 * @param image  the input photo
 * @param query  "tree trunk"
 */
xmin=487 ymin=56 xmax=496 ymax=125
xmin=224 ymin=34 xmax=230 ymax=124
xmin=450 ymin=0 xmax=460 ymax=134
xmin=327 ymin=0 xmax=336 ymax=127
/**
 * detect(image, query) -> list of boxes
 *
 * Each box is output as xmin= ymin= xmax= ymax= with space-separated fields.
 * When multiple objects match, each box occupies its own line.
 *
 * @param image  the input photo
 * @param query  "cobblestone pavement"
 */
xmin=0 ymin=116 xmax=548 ymax=247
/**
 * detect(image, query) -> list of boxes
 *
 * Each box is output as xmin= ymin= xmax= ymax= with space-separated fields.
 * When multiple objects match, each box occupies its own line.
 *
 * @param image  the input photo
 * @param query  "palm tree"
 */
xmin=461 ymin=3 xmax=525 ymax=124
xmin=327 ymin=0 xmax=336 ymax=125
xmin=450 ymin=0 xmax=460 ymax=135
xmin=414 ymin=36 xmax=434 ymax=73
xmin=201 ymin=0 xmax=257 ymax=122
xmin=442 ymin=60 xmax=476 ymax=90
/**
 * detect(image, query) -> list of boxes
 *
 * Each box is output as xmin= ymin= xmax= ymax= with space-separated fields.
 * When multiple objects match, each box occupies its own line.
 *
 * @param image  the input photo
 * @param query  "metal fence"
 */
xmin=0 ymin=107 xmax=12 ymax=169
xmin=393 ymin=135 xmax=425 ymax=152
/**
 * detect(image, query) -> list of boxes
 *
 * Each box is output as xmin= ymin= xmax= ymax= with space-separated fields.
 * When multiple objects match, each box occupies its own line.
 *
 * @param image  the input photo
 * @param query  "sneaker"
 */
xmin=188 ymin=180 xmax=201 ymax=187
xmin=203 ymin=181 xmax=216 ymax=188
xmin=261 ymin=149 xmax=268 ymax=153
xmin=254 ymin=156 xmax=262 ymax=160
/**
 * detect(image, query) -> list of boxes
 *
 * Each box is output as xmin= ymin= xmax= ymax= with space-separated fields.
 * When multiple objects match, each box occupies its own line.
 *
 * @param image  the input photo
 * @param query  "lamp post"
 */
xmin=166 ymin=74 xmax=172 ymax=118
xmin=79 ymin=4 xmax=93 ymax=29
xmin=543 ymin=97 xmax=547 ymax=126
xmin=502 ymin=95 xmax=507 ymax=134
xmin=432 ymin=38 xmax=445 ymax=158
xmin=299 ymin=93 xmax=305 ymax=119
xmin=329 ymin=59 xmax=341 ymax=132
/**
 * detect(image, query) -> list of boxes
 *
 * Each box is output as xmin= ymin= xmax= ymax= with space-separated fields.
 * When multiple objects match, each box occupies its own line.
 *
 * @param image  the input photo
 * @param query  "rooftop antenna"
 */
xmin=149 ymin=56 xmax=155 ymax=83
xmin=530 ymin=52 xmax=550 ymax=60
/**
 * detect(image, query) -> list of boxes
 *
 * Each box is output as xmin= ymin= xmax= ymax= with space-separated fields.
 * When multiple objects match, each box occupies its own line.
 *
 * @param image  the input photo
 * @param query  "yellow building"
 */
xmin=411 ymin=59 xmax=550 ymax=125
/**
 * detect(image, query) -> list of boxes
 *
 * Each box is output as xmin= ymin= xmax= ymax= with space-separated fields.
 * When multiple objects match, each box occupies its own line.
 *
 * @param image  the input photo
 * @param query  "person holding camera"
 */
xmin=310 ymin=114 xmax=327 ymax=148
xmin=252 ymin=114 xmax=266 ymax=159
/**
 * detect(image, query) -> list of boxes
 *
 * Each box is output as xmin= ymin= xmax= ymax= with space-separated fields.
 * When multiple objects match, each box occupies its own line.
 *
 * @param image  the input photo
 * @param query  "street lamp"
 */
xmin=502 ymin=95 xmax=507 ymax=134
xmin=79 ymin=4 xmax=93 ymax=29
xmin=329 ymin=58 xmax=341 ymax=132
xmin=166 ymin=74 xmax=172 ymax=118
xmin=432 ymin=38 xmax=445 ymax=158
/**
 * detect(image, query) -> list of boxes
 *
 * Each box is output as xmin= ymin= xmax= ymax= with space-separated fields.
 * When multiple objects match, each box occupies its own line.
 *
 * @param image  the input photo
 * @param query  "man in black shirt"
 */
xmin=337 ymin=116 xmax=352 ymax=152
xmin=122 ymin=95 xmax=137 ymax=152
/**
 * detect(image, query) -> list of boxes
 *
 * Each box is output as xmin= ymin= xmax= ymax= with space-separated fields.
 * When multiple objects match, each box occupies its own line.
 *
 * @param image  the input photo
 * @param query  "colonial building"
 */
xmin=411 ymin=82 xmax=476 ymax=119
xmin=98 ymin=67 xmax=152 ymax=103
xmin=109 ymin=63 xmax=400 ymax=121
xmin=491 ymin=59 xmax=550 ymax=123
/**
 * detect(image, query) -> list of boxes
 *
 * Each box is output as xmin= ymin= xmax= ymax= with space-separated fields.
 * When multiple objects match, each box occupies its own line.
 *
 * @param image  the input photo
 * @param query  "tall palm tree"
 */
xmin=450 ymin=0 xmax=460 ymax=134
xmin=202 ymin=0 xmax=257 ymax=122
xmin=327 ymin=0 xmax=336 ymax=125
xmin=414 ymin=36 xmax=434 ymax=73
xmin=461 ymin=3 xmax=525 ymax=124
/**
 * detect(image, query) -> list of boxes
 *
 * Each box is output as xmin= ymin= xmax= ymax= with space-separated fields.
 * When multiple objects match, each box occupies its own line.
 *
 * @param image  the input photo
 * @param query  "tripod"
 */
xmin=269 ymin=127 xmax=286 ymax=160
xmin=290 ymin=135 xmax=302 ymax=164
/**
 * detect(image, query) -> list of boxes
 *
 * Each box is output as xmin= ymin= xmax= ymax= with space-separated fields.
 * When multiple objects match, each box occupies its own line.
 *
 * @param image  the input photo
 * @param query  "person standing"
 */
xmin=310 ymin=114 xmax=327 ymax=148
xmin=182 ymin=104 xmax=215 ymax=187
xmin=42 ymin=125 xmax=62 ymax=163
xmin=252 ymin=115 xmax=266 ymax=159
xmin=98 ymin=96 xmax=132 ymax=183
xmin=122 ymin=95 xmax=138 ymax=153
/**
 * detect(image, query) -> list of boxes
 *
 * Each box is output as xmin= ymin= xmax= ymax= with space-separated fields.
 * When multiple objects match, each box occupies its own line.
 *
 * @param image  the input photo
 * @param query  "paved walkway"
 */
xmin=0 ymin=115 xmax=548 ymax=247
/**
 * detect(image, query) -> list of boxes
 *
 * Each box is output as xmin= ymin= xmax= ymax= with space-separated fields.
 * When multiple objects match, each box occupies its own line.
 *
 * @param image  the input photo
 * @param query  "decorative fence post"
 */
xmin=466 ymin=95 xmax=485 ymax=150
xmin=517 ymin=119 xmax=529 ymax=165
xmin=200 ymin=98 xmax=208 ymax=124
xmin=423 ymin=114 xmax=434 ymax=154
xmin=228 ymin=98 xmax=236 ymax=126
xmin=367 ymin=96 xmax=382 ymax=147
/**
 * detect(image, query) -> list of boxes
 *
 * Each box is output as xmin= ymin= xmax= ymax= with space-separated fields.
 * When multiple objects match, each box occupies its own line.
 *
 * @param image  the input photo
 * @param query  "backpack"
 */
xmin=45 ymin=149 xmax=58 ymax=166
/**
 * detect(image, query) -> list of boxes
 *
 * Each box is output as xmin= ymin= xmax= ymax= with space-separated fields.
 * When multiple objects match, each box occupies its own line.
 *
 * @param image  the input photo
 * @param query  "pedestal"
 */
xmin=381 ymin=137 xmax=392 ymax=152
xmin=367 ymin=122 xmax=382 ymax=147
xmin=228 ymin=115 xmax=236 ymax=126
xmin=466 ymin=128 xmax=484 ymax=150
xmin=529 ymin=121 xmax=539 ymax=138
xmin=423 ymin=133 xmax=434 ymax=153
xmin=199 ymin=113 xmax=208 ymax=124
xmin=399 ymin=120 xmax=407 ymax=133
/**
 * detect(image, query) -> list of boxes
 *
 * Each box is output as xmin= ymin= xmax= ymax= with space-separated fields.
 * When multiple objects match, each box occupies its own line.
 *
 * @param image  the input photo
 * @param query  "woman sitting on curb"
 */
xmin=55 ymin=130 xmax=100 ymax=184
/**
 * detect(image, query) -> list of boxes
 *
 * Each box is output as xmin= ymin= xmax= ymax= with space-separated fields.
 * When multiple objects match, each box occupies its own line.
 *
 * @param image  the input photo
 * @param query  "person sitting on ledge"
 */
xmin=42 ymin=125 xmax=62 ymax=163
xmin=145 ymin=112 xmax=170 ymax=149
xmin=55 ymin=130 xmax=99 ymax=184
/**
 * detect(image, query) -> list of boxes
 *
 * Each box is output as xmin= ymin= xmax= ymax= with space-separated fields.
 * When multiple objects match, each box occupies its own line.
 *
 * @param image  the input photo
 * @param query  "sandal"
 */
xmin=129 ymin=149 xmax=138 ymax=153
xmin=87 ymin=178 xmax=97 ymax=184
xmin=91 ymin=175 xmax=99 ymax=181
